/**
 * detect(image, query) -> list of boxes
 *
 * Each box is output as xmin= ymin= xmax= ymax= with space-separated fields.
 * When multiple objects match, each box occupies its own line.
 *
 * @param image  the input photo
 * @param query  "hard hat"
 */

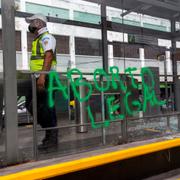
xmin=26 ymin=13 xmax=47 ymax=23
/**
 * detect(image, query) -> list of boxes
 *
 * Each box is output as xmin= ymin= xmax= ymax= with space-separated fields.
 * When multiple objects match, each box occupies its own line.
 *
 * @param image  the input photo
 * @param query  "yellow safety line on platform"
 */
xmin=1 ymin=138 xmax=180 ymax=180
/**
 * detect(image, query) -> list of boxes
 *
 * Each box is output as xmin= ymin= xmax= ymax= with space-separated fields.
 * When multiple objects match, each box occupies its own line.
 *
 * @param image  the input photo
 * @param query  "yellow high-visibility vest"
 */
xmin=30 ymin=32 xmax=57 ymax=71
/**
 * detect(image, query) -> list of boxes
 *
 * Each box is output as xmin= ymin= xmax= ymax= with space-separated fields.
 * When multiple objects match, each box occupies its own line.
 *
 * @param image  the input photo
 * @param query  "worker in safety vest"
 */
xmin=25 ymin=14 xmax=58 ymax=150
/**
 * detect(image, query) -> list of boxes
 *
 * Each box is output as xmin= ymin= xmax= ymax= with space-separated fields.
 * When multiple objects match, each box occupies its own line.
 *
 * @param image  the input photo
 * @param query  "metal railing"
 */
xmin=24 ymin=70 xmax=180 ymax=161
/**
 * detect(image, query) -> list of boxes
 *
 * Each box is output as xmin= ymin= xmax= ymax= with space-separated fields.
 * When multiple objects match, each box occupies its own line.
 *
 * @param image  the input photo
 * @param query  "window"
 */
xmin=113 ymin=43 xmax=140 ymax=58
xmin=74 ymin=11 xmax=101 ymax=24
xmin=75 ymin=37 xmax=102 ymax=56
xmin=26 ymin=2 xmax=69 ymax=19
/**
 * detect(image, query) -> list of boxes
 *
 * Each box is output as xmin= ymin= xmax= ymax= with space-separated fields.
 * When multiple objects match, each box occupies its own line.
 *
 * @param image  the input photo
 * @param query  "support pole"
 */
xmin=1 ymin=0 xmax=18 ymax=164
xmin=100 ymin=1 xmax=108 ymax=145
xmin=171 ymin=20 xmax=180 ymax=129
xmin=171 ymin=20 xmax=178 ymax=111
xmin=101 ymin=0 xmax=108 ymax=72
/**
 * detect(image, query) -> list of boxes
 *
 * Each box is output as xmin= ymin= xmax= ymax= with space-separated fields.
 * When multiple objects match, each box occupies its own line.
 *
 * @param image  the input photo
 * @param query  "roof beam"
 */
xmin=121 ymin=4 xmax=152 ymax=17
xmin=137 ymin=0 xmax=180 ymax=12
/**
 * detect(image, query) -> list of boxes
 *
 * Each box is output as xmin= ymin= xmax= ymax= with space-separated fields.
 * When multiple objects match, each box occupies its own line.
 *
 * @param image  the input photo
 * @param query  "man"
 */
xmin=25 ymin=14 xmax=58 ymax=149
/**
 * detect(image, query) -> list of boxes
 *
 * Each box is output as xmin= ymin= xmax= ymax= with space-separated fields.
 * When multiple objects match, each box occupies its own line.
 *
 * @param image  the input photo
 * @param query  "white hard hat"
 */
xmin=26 ymin=13 xmax=47 ymax=23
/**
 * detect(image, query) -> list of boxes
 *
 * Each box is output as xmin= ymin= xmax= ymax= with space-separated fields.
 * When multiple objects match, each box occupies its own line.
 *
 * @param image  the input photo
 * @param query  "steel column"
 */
xmin=32 ymin=74 xmax=38 ymax=160
xmin=171 ymin=20 xmax=178 ymax=111
xmin=1 ymin=0 xmax=18 ymax=164
xmin=171 ymin=20 xmax=180 ymax=129
xmin=101 ymin=0 xmax=108 ymax=73
xmin=100 ymin=1 xmax=108 ymax=145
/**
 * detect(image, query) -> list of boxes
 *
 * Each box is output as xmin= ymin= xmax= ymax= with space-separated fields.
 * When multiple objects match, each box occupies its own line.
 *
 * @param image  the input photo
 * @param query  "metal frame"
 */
xmin=0 ymin=9 xmax=172 ymax=39
xmin=137 ymin=0 xmax=180 ymax=12
xmin=1 ymin=0 xmax=18 ymax=164
xmin=2 ymin=0 xmax=180 ymax=164
xmin=31 ymin=74 xmax=38 ymax=160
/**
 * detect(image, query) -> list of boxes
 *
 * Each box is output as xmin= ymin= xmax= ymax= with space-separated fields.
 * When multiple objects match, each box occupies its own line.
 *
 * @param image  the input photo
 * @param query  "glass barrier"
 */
xmin=0 ymin=0 xmax=180 ymax=165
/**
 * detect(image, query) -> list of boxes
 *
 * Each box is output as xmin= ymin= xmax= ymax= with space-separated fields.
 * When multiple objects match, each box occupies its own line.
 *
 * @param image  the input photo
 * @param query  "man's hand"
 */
xmin=37 ymin=50 xmax=53 ymax=91
xmin=37 ymin=74 xmax=46 ymax=91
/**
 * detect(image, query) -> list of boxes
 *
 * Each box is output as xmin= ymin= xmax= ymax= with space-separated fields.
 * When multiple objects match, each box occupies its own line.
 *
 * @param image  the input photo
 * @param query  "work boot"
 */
xmin=42 ymin=130 xmax=51 ymax=144
xmin=38 ymin=129 xmax=58 ymax=150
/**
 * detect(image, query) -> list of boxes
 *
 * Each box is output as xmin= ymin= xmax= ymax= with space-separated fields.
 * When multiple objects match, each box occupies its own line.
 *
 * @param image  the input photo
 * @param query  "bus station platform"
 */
xmin=0 ymin=134 xmax=180 ymax=180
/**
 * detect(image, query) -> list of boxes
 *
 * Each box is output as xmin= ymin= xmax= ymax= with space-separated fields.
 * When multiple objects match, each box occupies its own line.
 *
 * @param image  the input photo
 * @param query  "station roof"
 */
xmin=86 ymin=0 xmax=180 ymax=20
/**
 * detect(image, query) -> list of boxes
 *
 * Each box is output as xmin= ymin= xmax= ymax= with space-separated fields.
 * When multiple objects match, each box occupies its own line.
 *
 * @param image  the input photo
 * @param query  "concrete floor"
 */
xmin=0 ymin=113 xmax=179 ymax=166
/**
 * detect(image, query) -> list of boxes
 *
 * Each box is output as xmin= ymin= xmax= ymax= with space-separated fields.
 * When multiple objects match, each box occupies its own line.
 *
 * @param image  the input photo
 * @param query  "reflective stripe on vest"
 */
xmin=30 ymin=32 xmax=57 ymax=71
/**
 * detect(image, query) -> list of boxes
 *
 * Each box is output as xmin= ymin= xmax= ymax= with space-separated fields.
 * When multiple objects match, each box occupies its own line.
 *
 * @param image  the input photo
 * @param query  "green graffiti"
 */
xmin=110 ymin=66 xmax=127 ymax=93
xmin=141 ymin=67 xmax=165 ymax=112
xmin=87 ymin=105 xmax=110 ymax=129
xmin=67 ymin=68 xmax=92 ymax=102
xmin=107 ymin=96 xmax=124 ymax=120
xmin=124 ymin=91 xmax=141 ymax=116
xmin=125 ymin=67 xmax=138 ymax=89
xmin=47 ymin=66 xmax=166 ymax=130
xmin=87 ymin=96 xmax=124 ymax=129
xmin=48 ymin=71 xmax=68 ymax=108
xmin=93 ymin=68 xmax=110 ymax=92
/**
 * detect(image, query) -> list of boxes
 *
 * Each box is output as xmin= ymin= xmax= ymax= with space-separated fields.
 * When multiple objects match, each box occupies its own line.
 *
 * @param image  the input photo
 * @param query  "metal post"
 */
xmin=67 ymin=79 xmax=71 ymax=121
xmin=101 ymin=0 xmax=108 ymax=72
xmin=101 ymin=0 xmax=108 ymax=145
xmin=121 ymin=91 xmax=128 ymax=143
xmin=101 ymin=80 xmax=106 ymax=145
xmin=171 ymin=20 xmax=180 ymax=129
xmin=67 ymin=64 xmax=71 ymax=121
xmin=31 ymin=74 xmax=38 ymax=160
xmin=2 ymin=0 xmax=18 ymax=164
xmin=164 ymin=55 xmax=170 ymax=129
xmin=75 ymin=78 xmax=88 ymax=133
xmin=171 ymin=20 xmax=177 ymax=110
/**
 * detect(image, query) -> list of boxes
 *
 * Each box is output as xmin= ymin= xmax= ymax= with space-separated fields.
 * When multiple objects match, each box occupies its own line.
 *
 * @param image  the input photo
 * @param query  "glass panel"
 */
xmin=1 ymin=0 xmax=180 ymax=166
xmin=74 ymin=11 xmax=101 ymax=24
xmin=0 ymin=23 xmax=4 ymax=165
xmin=13 ymin=0 xmax=103 ymax=161
xmin=26 ymin=2 xmax=69 ymax=19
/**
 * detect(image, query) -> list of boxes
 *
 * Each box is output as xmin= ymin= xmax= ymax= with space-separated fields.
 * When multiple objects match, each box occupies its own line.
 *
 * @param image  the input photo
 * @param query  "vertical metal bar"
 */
xmin=67 ymin=61 xmax=71 ymax=121
xmin=101 ymin=0 xmax=108 ymax=145
xmin=67 ymin=79 xmax=71 ymax=121
xmin=31 ymin=74 xmax=38 ymax=160
xmin=171 ymin=20 xmax=180 ymax=129
xmin=101 ymin=80 xmax=106 ymax=145
xmin=2 ymin=0 xmax=18 ymax=164
xmin=171 ymin=20 xmax=177 ymax=110
xmin=121 ymin=0 xmax=128 ymax=143
xmin=121 ymin=91 xmax=128 ymax=143
xmin=164 ymin=58 xmax=170 ymax=128
xmin=101 ymin=0 xmax=108 ymax=73
xmin=169 ymin=84 xmax=173 ymax=111
xmin=76 ymin=78 xmax=88 ymax=133
xmin=164 ymin=59 xmax=168 ymax=107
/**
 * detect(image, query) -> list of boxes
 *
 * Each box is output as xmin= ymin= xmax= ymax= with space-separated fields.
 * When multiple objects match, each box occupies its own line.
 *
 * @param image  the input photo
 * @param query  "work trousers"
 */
xmin=26 ymin=76 xmax=57 ymax=128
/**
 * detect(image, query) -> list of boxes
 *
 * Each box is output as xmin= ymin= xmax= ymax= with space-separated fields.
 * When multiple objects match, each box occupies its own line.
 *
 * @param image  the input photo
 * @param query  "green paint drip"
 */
xmin=48 ymin=71 xmax=68 ymax=108
xmin=67 ymin=68 xmax=92 ymax=102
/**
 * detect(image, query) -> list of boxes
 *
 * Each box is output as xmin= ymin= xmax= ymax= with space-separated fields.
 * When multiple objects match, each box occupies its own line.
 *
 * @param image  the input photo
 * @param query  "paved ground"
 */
xmin=0 ymin=113 xmax=179 ymax=166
